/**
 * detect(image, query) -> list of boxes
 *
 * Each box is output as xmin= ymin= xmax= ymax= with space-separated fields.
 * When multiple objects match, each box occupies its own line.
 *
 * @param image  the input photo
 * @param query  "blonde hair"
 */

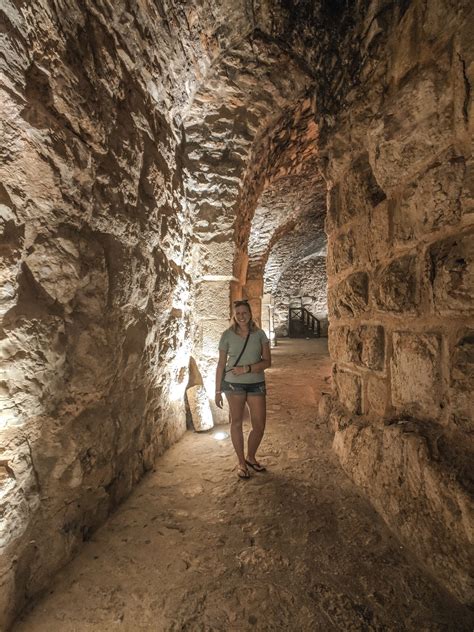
xmin=230 ymin=300 xmax=258 ymax=333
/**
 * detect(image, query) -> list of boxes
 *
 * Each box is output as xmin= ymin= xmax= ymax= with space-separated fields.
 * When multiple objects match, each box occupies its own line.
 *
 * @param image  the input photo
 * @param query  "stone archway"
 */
xmin=182 ymin=33 xmax=316 ymax=421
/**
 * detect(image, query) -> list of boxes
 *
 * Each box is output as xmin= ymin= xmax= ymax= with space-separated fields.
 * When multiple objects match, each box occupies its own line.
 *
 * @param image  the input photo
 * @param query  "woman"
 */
xmin=215 ymin=299 xmax=271 ymax=479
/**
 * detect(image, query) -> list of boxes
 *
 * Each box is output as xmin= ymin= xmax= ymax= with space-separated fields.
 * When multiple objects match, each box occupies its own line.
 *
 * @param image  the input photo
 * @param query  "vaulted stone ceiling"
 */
xmin=183 ymin=32 xmax=313 ymax=245
xmin=179 ymin=0 xmax=357 ymax=283
xmin=244 ymin=97 xmax=326 ymax=279
xmin=180 ymin=17 xmax=334 ymax=337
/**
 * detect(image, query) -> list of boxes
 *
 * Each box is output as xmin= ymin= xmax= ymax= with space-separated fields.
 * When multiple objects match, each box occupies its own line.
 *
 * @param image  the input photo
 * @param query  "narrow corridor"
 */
xmin=15 ymin=341 xmax=473 ymax=631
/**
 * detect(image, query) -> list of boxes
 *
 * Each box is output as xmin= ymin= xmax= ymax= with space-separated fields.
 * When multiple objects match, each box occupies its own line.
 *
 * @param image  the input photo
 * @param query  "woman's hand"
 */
xmin=231 ymin=365 xmax=248 ymax=376
xmin=215 ymin=392 xmax=223 ymax=409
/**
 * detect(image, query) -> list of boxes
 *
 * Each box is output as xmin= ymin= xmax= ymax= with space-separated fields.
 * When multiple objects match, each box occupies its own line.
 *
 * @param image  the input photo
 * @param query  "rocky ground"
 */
xmin=14 ymin=340 xmax=474 ymax=632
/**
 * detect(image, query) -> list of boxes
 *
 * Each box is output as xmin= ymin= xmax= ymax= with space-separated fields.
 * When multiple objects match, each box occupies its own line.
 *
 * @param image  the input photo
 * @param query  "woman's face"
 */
xmin=234 ymin=304 xmax=251 ymax=327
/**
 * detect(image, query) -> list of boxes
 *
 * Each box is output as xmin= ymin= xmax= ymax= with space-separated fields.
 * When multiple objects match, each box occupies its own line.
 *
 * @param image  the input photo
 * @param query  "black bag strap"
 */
xmin=225 ymin=333 xmax=250 ymax=373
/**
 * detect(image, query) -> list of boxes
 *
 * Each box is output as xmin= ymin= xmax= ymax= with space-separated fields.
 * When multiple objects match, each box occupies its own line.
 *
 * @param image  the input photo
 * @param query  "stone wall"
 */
xmin=320 ymin=0 xmax=473 ymax=605
xmin=0 ymin=1 xmax=204 ymax=625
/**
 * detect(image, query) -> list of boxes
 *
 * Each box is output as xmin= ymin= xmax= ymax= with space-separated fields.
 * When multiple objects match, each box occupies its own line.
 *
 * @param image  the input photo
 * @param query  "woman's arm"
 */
xmin=236 ymin=342 xmax=271 ymax=375
xmin=215 ymin=349 xmax=227 ymax=408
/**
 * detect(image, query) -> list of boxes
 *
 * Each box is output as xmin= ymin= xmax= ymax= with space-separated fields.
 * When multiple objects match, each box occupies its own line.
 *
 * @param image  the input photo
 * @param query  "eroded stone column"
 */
xmin=193 ymin=241 xmax=237 ymax=425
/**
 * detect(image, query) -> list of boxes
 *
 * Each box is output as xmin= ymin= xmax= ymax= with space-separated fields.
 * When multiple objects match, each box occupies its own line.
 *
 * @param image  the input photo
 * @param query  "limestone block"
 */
xmin=429 ymin=231 xmax=474 ymax=315
xmin=359 ymin=326 xmax=385 ymax=370
xmin=391 ymin=332 xmax=442 ymax=419
xmin=186 ymin=385 xmax=214 ymax=431
xmin=328 ymin=326 xmax=348 ymax=361
xmin=368 ymin=200 xmax=390 ymax=264
xmin=198 ymin=318 xmax=230 ymax=358
xmin=317 ymin=392 xmax=336 ymax=426
xmin=334 ymin=367 xmax=362 ymax=414
xmin=373 ymin=255 xmax=419 ymax=313
xmin=327 ymin=287 xmax=337 ymax=320
xmin=326 ymin=153 xmax=385 ymax=230
xmin=450 ymin=331 xmax=474 ymax=433
xmin=352 ymin=152 xmax=386 ymax=204
xmin=366 ymin=375 xmax=388 ymax=417
xmin=367 ymin=62 xmax=455 ymax=190
xmin=24 ymin=237 xmax=81 ymax=307
xmin=234 ymin=251 xmax=248 ymax=286
xmin=394 ymin=152 xmax=464 ymax=242
xmin=331 ymin=272 xmax=369 ymax=319
xmin=247 ymin=299 xmax=261 ymax=325
xmin=330 ymin=229 xmax=356 ymax=274
xmin=341 ymin=153 xmax=385 ymax=226
xmin=330 ymin=325 xmax=384 ymax=371
xmin=199 ymin=241 xmax=235 ymax=276
xmin=195 ymin=280 xmax=230 ymax=318
xmin=68 ymin=325 xmax=113 ymax=395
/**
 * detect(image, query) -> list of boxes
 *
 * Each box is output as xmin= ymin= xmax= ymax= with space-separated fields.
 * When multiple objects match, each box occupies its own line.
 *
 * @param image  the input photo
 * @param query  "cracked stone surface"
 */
xmin=14 ymin=340 xmax=473 ymax=632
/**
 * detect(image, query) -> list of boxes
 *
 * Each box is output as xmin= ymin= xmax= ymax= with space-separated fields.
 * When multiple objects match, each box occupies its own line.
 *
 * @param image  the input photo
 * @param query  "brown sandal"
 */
xmin=237 ymin=465 xmax=250 ymax=479
xmin=245 ymin=459 xmax=266 ymax=472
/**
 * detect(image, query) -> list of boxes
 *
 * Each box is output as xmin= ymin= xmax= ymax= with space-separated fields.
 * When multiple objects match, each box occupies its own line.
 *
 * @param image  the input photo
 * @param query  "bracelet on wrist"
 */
xmin=215 ymin=391 xmax=222 ymax=394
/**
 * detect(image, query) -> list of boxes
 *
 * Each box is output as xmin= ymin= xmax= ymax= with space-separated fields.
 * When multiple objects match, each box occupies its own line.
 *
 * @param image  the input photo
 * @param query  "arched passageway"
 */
xmin=13 ymin=340 xmax=473 ymax=631
xmin=0 ymin=1 xmax=472 ymax=629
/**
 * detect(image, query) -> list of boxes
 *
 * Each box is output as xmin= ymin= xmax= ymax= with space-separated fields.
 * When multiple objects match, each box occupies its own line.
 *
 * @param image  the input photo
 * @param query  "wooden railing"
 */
xmin=288 ymin=306 xmax=321 ymax=338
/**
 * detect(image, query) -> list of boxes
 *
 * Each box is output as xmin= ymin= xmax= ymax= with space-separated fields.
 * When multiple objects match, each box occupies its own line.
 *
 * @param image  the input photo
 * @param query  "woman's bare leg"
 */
xmin=246 ymin=394 xmax=266 ymax=463
xmin=225 ymin=393 xmax=247 ymax=467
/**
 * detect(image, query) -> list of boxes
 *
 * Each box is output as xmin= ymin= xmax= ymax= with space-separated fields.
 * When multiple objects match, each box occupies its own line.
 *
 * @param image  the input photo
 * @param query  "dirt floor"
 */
xmin=14 ymin=339 xmax=474 ymax=631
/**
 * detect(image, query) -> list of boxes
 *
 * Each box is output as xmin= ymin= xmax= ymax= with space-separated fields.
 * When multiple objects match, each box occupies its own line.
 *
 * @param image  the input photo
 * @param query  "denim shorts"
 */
xmin=221 ymin=380 xmax=266 ymax=395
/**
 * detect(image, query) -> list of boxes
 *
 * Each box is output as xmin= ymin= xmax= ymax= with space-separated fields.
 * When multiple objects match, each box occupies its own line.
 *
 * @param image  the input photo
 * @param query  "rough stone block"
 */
xmin=24 ymin=238 xmax=81 ymax=306
xmin=328 ymin=325 xmax=349 ymax=362
xmin=373 ymin=255 xmax=419 ymax=313
xmin=429 ymin=231 xmax=474 ymax=315
xmin=186 ymin=385 xmax=214 ymax=431
xmin=195 ymin=280 xmax=230 ymax=318
xmin=327 ymin=153 xmax=385 ymax=230
xmin=391 ymin=332 xmax=442 ymax=419
xmin=329 ymin=229 xmax=356 ymax=275
xmin=331 ymin=272 xmax=369 ymax=319
xmin=359 ymin=325 xmax=385 ymax=370
xmin=450 ymin=331 xmax=474 ymax=433
xmin=394 ymin=152 xmax=464 ymax=242
xmin=199 ymin=241 xmax=235 ymax=276
xmin=334 ymin=367 xmax=362 ymax=414
xmin=326 ymin=287 xmax=337 ymax=320
xmin=329 ymin=325 xmax=385 ymax=371
xmin=198 ymin=319 xmax=230 ymax=358
xmin=368 ymin=200 xmax=390 ymax=264
xmin=368 ymin=63 xmax=455 ymax=190
xmin=366 ymin=375 xmax=388 ymax=417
